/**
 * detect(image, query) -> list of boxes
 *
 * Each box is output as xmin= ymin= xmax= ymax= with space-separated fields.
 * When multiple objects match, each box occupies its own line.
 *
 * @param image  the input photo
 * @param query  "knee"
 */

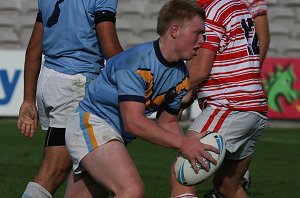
xmin=41 ymin=162 xmax=71 ymax=178
xmin=52 ymin=162 xmax=72 ymax=176
xmin=128 ymin=186 xmax=144 ymax=198
xmin=115 ymin=181 xmax=144 ymax=198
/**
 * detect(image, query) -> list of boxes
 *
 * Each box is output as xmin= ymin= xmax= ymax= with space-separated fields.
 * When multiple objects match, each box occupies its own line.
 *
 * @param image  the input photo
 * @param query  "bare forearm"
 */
xmin=187 ymin=48 xmax=215 ymax=89
xmin=254 ymin=15 xmax=270 ymax=65
xmin=258 ymin=35 xmax=270 ymax=65
xmin=155 ymin=118 xmax=183 ymax=136
xmin=23 ymin=22 xmax=43 ymax=102
xmin=120 ymin=102 xmax=184 ymax=149
xmin=125 ymin=115 xmax=184 ymax=149
xmin=97 ymin=22 xmax=123 ymax=58
xmin=23 ymin=56 xmax=41 ymax=102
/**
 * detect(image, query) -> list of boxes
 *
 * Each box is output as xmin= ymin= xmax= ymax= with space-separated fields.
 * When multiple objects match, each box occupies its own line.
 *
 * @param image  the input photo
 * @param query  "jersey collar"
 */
xmin=153 ymin=39 xmax=178 ymax=68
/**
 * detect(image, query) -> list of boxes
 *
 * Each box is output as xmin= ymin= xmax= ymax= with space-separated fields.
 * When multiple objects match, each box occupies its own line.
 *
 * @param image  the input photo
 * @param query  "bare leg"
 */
xmin=65 ymin=140 xmax=144 ymax=198
xmin=213 ymin=156 xmax=252 ymax=198
xmin=65 ymin=171 xmax=110 ymax=198
xmin=169 ymin=162 xmax=197 ymax=197
xmin=32 ymin=146 xmax=72 ymax=194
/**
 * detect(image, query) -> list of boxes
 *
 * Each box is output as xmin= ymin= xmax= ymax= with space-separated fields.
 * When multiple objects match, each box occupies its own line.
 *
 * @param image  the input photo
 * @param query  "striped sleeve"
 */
xmin=242 ymin=0 xmax=268 ymax=18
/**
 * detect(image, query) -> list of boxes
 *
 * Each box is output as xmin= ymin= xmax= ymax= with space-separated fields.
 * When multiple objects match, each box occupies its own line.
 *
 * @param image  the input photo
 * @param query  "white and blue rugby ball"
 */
xmin=174 ymin=132 xmax=226 ymax=186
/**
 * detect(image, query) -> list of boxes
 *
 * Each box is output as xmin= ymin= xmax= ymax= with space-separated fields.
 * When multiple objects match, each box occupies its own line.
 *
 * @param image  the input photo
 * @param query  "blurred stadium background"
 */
xmin=0 ymin=0 xmax=300 ymax=197
xmin=0 ymin=0 xmax=299 ymax=52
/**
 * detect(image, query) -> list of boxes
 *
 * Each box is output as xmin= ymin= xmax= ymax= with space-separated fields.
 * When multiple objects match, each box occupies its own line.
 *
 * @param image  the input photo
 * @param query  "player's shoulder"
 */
xmin=109 ymin=41 xmax=155 ymax=70
xmin=206 ymin=0 xmax=245 ymax=16
xmin=206 ymin=0 xmax=248 ymax=23
xmin=121 ymin=41 xmax=154 ymax=61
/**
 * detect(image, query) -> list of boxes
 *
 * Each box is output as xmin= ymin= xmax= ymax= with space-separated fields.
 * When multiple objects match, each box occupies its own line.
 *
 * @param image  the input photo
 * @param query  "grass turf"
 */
xmin=0 ymin=118 xmax=299 ymax=197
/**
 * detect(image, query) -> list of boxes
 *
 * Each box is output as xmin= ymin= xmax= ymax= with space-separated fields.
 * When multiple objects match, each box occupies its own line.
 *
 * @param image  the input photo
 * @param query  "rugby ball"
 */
xmin=174 ymin=132 xmax=225 ymax=185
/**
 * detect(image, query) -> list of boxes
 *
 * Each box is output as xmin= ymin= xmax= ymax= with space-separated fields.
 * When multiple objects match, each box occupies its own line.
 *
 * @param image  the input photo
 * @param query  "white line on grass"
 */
xmin=260 ymin=138 xmax=300 ymax=145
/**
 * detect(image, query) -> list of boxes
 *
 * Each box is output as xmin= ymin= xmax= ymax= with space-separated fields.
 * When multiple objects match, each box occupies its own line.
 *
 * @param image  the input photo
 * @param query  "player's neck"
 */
xmin=158 ymin=37 xmax=179 ymax=63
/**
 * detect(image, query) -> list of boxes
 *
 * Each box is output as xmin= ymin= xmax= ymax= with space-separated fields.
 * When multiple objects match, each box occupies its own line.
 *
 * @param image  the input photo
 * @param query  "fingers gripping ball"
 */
xmin=174 ymin=132 xmax=226 ymax=185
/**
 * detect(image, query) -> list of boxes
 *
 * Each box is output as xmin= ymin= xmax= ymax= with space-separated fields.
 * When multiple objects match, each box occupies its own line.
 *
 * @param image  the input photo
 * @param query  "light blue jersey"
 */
xmin=37 ymin=0 xmax=118 ymax=79
xmin=77 ymin=40 xmax=190 ymax=143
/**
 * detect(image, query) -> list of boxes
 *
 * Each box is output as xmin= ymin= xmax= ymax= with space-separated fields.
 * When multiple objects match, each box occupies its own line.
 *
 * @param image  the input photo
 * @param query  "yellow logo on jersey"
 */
xmin=136 ymin=69 xmax=190 ymax=109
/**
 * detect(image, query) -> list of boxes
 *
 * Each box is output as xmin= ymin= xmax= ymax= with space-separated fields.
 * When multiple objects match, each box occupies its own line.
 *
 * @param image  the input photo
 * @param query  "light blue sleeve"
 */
xmin=95 ymin=0 xmax=118 ymax=14
xmin=115 ymin=69 xmax=146 ymax=101
xmin=167 ymin=91 xmax=186 ymax=112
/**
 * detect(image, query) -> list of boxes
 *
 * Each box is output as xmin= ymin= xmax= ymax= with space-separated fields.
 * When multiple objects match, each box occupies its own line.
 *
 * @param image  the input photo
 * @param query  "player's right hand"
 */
xmin=17 ymin=101 xmax=38 ymax=137
xmin=178 ymin=131 xmax=218 ymax=173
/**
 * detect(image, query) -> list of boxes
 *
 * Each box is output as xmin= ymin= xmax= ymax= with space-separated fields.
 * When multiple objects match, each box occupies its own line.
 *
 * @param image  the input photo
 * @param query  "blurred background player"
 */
xmin=17 ymin=0 xmax=123 ymax=197
xmin=63 ymin=0 xmax=218 ymax=197
xmin=240 ymin=0 xmax=270 ymax=193
xmin=170 ymin=0 xmax=268 ymax=198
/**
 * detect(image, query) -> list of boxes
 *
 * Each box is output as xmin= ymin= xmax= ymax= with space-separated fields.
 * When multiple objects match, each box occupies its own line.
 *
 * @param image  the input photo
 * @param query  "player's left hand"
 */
xmin=17 ymin=101 xmax=38 ymax=137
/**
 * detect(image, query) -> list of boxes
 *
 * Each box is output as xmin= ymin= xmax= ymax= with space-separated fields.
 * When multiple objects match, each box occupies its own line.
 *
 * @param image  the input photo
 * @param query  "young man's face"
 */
xmin=176 ymin=15 xmax=205 ymax=61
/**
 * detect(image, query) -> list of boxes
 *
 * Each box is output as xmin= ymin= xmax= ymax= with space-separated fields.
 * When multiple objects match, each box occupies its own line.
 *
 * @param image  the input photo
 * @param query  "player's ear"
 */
xmin=170 ymin=24 xmax=180 ymax=39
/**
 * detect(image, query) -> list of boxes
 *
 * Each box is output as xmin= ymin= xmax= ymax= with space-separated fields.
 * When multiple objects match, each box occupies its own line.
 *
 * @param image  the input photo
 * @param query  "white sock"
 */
xmin=22 ymin=182 xmax=52 ymax=198
xmin=171 ymin=193 xmax=198 ymax=198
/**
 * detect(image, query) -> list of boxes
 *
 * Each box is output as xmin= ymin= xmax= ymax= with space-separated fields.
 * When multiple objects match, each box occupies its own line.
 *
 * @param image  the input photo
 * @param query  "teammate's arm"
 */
xmin=95 ymin=11 xmax=123 ymax=58
xmin=253 ymin=15 xmax=270 ymax=65
xmin=17 ymin=21 xmax=43 ymax=137
xmin=187 ymin=48 xmax=216 ymax=89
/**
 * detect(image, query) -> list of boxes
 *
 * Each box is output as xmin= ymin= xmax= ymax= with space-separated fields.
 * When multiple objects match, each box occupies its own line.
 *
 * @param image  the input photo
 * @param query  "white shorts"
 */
xmin=188 ymin=106 xmax=267 ymax=160
xmin=36 ymin=67 xmax=88 ymax=130
xmin=65 ymin=112 xmax=124 ymax=174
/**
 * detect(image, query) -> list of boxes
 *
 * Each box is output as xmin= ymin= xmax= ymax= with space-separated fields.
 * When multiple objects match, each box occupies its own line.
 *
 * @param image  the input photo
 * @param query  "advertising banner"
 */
xmin=262 ymin=58 xmax=300 ymax=120
xmin=0 ymin=50 xmax=25 ymax=116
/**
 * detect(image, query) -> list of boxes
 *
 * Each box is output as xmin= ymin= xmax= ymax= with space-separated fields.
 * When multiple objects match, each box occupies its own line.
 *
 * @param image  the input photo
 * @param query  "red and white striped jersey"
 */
xmin=241 ymin=0 xmax=268 ymax=18
xmin=196 ymin=0 xmax=268 ymax=115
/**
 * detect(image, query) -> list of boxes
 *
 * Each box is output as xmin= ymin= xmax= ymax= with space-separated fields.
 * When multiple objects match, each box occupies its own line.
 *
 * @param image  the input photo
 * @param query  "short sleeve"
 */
xmin=95 ymin=0 xmax=117 ymax=14
xmin=163 ymin=91 xmax=186 ymax=116
xmin=249 ymin=0 xmax=268 ymax=18
xmin=116 ymin=70 xmax=146 ymax=103
xmin=201 ymin=19 xmax=224 ymax=52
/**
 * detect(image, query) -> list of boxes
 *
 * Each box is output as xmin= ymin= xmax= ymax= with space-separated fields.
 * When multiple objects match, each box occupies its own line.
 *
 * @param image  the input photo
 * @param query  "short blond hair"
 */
xmin=157 ymin=0 xmax=206 ymax=36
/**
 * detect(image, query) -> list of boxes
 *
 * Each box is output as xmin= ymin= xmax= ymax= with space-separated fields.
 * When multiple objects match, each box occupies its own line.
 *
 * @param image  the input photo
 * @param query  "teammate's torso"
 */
xmin=38 ymin=0 xmax=118 ymax=78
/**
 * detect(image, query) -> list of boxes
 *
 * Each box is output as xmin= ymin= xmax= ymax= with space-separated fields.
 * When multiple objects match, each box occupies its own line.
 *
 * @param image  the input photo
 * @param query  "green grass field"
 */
xmin=1 ymin=118 xmax=300 ymax=197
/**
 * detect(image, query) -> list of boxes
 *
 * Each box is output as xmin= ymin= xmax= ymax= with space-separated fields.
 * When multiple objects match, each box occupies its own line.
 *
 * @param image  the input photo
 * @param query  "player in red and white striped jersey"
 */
xmin=194 ymin=0 xmax=268 ymax=114
xmin=170 ymin=1 xmax=268 ymax=198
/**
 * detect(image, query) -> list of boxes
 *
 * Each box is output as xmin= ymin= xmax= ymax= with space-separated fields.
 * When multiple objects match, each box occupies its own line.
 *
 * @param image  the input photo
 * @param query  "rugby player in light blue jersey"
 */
xmin=64 ymin=0 xmax=218 ymax=197
xmin=17 ymin=0 xmax=123 ymax=197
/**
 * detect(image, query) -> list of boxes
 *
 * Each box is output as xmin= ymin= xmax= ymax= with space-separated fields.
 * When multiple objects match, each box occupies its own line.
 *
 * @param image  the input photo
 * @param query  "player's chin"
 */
xmin=184 ymin=57 xmax=193 ymax=61
xmin=185 ymin=54 xmax=196 ymax=61
xmin=183 ymin=52 xmax=195 ymax=61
